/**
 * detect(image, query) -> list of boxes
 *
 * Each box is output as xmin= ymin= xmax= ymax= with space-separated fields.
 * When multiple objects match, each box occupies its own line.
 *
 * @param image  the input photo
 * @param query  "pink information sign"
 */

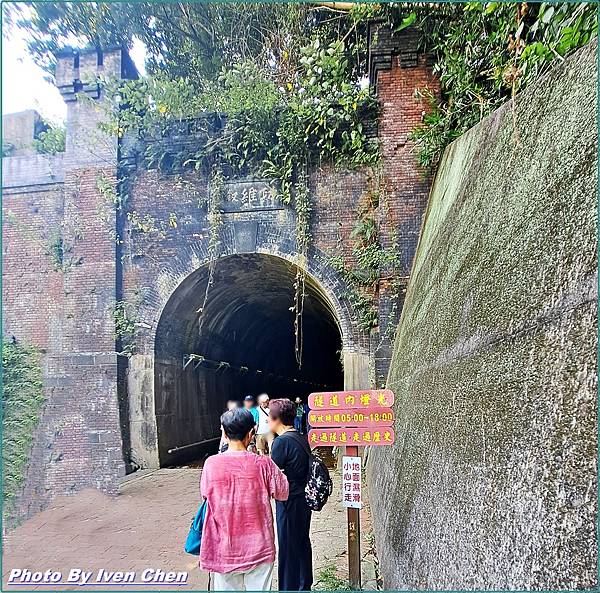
xmin=308 ymin=427 xmax=395 ymax=448
xmin=307 ymin=407 xmax=394 ymax=428
xmin=308 ymin=389 xmax=394 ymax=410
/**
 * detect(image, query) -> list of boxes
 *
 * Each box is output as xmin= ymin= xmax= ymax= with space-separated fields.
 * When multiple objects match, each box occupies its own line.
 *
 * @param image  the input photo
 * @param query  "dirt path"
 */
xmin=3 ymin=466 xmax=377 ymax=591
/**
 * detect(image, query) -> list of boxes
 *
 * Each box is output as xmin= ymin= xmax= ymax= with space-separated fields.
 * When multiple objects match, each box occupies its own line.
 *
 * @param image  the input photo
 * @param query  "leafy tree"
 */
xmin=8 ymin=2 xmax=365 ymax=86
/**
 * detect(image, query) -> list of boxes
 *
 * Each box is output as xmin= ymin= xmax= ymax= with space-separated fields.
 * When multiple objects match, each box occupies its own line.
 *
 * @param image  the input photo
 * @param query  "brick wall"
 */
xmin=2 ymin=49 xmax=129 ymax=520
xmin=2 ymin=29 xmax=438 ymax=515
xmin=369 ymin=25 xmax=440 ymax=386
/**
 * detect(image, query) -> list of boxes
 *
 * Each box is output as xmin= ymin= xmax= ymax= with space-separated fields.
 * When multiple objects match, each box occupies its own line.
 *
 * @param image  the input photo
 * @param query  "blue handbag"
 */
xmin=184 ymin=499 xmax=207 ymax=555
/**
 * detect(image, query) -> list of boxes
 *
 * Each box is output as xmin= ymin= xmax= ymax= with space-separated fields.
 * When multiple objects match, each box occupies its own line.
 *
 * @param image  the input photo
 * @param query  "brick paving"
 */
xmin=3 ymin=466 xmax=378 ymax=591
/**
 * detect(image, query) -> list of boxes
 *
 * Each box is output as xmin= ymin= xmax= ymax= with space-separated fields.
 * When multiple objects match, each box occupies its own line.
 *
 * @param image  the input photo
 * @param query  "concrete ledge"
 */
xmin=2 ymin=153 xmax=65 ymax=187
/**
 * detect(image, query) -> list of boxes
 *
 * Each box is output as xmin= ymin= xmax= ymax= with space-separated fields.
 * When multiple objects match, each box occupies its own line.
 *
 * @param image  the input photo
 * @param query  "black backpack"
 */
xmin=285 ymin=431 xmax=333 ymax=511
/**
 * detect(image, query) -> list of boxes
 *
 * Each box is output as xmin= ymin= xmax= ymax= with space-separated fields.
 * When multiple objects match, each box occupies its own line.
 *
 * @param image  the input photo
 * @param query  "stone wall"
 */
xmin=367 ymin=41 xmax=597 ymax=590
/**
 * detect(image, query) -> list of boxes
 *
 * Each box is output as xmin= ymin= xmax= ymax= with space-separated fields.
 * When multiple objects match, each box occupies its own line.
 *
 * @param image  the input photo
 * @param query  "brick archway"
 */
xmin=124 ymin=226 xmax=369 ymax=470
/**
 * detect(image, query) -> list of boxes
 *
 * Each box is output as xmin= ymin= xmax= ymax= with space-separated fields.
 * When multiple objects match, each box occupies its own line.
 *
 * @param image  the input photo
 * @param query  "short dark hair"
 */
xmin=221 ymin=408 xmax=255 ymax=441
xmin=269 ymin=398 xmax=296 ymax=427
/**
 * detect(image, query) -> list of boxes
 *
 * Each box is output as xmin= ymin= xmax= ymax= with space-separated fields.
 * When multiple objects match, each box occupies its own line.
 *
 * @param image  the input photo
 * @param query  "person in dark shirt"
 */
xmin=294 ymin=397 xmax=309 ymax=434
xmin=268 ymin=398 xmax=313 ymax=591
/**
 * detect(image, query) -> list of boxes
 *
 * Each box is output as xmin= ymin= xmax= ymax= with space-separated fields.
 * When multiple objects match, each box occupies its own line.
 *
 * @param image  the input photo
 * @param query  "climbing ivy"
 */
xmin=292 ymin=171 xmax=311 ymax=367
xmin=113 ymin=301 xmax=137 ymax=357
xmin=327 ymin=178 xmax=399 ymax=333
xmin=2 ymin=338 xmax=45 ymax=521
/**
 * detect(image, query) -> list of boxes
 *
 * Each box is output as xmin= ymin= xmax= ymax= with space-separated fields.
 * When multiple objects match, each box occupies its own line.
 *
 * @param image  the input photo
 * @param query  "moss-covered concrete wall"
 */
xmin=367 ymin=40 xmax=597 ymax=590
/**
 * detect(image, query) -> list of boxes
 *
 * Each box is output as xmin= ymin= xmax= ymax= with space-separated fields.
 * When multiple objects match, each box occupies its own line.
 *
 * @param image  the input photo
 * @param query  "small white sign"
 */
xmin=342 ymin=455 xmax=362 ymax=509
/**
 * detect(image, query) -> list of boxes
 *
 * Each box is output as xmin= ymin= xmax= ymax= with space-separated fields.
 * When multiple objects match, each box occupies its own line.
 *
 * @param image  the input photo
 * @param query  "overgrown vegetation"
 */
xmin=293 ymin=170 xmax=311 ymax=366
xmin=32 ymin=125 xmax=66 ymax=155
xmin=197 ymin=167 xmax=225 ymax=334
xmin=8 ymin=0 xmax=595 ymax=345
xmin=92 ymin=36 xmax=378 ymax=204
xmin=386 ymin=2 xmax=598 ymax=169
xmin=10 ymin=2 xmax=595 ymax=173
xmin=328 ymin=180 xmax=399 ymax=332
xmin=113 ymin=301 xmax=137 ymax=356
xmin=2 ymin=338 xmax=45 ymax=520
xmin=47 ymin=231 xmax=67 ymax=270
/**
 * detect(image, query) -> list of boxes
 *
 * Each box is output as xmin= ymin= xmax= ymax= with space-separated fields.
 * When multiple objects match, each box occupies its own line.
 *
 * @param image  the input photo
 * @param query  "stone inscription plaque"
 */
xmin=221 ymin=179 xmax=284 ymax=212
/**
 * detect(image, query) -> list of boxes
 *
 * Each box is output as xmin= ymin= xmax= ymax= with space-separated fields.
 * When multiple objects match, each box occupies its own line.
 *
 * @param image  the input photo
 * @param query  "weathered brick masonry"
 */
xmin=2 ymin=27 xmax=437 ymax=517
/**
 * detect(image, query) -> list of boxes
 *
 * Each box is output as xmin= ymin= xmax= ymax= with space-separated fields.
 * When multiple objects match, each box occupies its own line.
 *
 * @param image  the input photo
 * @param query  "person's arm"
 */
xmin=200 ymin=460 xmax=211 ymax=499
xmin=267 ymin=456 xmax=289 ymax=501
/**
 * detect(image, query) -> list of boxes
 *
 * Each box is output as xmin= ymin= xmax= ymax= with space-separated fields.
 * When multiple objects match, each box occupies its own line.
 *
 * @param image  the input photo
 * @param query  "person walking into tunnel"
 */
xmin=218 ymin=400 xmax=241 ymax=453
xmin=200 ymin=408 xmax=289 ymax=591
xmin=294 ymin=397 xmax=309 ymax=434
xmin=255 ymin=394 xmax=273 ymax=456
xmin=244 ymin=396 xmax=260 ymax=453
xmin=244 ymin=395 xmax=260 ymax=426
xmin=268 ymin=399 xmax=313 ymax=591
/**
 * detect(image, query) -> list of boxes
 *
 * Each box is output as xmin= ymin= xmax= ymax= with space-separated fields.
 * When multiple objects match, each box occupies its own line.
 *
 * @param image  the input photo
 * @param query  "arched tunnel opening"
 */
xmin=154 ymin=253 xmax=344 ymax=465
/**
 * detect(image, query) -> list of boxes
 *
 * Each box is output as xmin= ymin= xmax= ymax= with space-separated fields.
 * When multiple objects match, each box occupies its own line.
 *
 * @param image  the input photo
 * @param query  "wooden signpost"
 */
xmin=307 ymin=389 xmax=396 ymax=590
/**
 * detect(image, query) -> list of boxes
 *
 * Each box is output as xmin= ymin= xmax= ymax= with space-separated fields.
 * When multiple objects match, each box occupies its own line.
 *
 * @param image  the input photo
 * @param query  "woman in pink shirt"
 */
xmin=200 ymin=408 xmax=289 ymax=591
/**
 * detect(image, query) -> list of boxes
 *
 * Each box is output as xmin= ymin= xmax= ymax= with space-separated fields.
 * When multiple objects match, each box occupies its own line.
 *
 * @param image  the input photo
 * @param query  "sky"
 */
xmin=3 ymin=21 xmax=147 ymax=126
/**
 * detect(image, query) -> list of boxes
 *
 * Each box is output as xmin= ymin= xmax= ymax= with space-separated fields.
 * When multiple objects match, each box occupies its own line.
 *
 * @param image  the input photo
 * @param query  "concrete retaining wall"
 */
xmin=368 ymin=40 xmax=598 ymax=590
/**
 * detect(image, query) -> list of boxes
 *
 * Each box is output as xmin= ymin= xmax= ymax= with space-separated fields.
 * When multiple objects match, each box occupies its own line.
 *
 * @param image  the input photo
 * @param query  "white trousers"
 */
xmin=210 ymin=562 xmax=273 ymax=591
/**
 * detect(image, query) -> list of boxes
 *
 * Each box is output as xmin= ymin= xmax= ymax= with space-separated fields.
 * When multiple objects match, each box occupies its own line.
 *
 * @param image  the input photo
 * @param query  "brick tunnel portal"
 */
xmin=153 ymin=253 xmax=344 ymax=465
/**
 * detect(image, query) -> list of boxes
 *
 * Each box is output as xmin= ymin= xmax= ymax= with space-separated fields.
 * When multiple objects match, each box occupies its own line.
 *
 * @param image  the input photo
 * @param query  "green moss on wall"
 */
xmin=368 ymin=40 xmax=597 ymax=590
xmin=2 ymin=338 xmax=45 ymax=522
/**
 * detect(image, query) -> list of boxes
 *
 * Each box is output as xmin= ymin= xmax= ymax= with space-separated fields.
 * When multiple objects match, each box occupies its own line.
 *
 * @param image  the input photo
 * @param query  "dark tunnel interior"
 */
xmin=154 ymin=253 xmax=344 ymax=465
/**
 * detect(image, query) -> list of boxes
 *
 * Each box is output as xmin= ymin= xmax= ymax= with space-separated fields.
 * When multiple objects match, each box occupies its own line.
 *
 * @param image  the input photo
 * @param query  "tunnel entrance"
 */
xmin=154 ymin=253 xmax=344 ymax=465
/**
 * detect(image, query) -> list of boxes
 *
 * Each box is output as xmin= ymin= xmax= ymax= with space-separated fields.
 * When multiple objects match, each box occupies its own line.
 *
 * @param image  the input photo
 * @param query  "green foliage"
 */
xmin=32 ymin=126 xmax=66 ymax=155
xmin=292 ymin=171 xmax=311 ymax=367
xmin=289 ymin=38 xmax=379 ymax=166
xmin=294 ymin=171 xmax=312 ymax=259
xmin=98 ymin=35 xmax=378 ymax=201
xmin=47 ymin=232 xmax=66 ymax=270
xmin=327 ymin=184 xmax=399 ymax=333
xmin=96 ymin=171 xmax=123 ymax=209
xmin=329 ymin=253 xmax=378 ymax=334
xmin=197 ymin=167 xmax=226 ymax=330
xmin=314 ymin=564 xmax=352 ymax=591
xmin=113 ymin=301 xmax=137 ymax=356
xmin=2 ymin=338 xmax=45 ymax=520
xmin=14 ymin=3 xmax=316 ymax=83
xmin=386 ymin=1 xmax=598 ymax=169
xmin=205 ymin=168 xmax=225 ymax=259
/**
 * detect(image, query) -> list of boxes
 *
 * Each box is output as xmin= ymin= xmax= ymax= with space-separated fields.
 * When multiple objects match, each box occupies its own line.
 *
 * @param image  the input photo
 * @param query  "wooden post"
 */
xmin=342 ymin=351 xmax=369 ymax=591
xmin=346 ymin=444 xmax=361 ymax=590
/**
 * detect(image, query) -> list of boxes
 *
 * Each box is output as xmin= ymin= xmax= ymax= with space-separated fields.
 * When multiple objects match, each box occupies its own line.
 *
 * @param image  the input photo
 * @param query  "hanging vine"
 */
xmin=197 ymin=167 xmax=225 ymax=334
xmin=293 ymin=170 xmax=311 ymax=368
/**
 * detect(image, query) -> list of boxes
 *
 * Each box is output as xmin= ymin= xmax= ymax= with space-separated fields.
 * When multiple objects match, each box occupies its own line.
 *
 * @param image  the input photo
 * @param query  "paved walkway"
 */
xmin=3 ymin=466 xmax=378 ymax=591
